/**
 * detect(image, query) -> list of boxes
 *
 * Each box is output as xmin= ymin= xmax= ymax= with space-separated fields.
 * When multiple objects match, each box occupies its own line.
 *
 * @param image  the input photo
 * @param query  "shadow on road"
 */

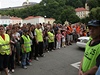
xmin=76 ymin=47 xmax=85 ymax=52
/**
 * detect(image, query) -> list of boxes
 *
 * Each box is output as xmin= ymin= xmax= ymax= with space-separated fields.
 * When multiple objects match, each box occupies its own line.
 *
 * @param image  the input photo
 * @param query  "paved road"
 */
xmin=10 ymin=43 xmax=85 ymax=75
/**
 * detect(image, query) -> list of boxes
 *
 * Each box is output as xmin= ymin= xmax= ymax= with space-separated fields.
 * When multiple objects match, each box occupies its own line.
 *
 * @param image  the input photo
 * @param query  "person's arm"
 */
xmin=83 ymin=55 xmax=100 ymax=75
xmin=34 ymin=30 xmax=38 ymax=44
xmin=96 ymin=55 xmax=100 ymax=67
xmin=9 ymin=37 xmax=12 ymax=55
xmin=20 ymin=37 xmax=26 ymax=53
xmin=83 ymin=66 xmax=98 ymax=75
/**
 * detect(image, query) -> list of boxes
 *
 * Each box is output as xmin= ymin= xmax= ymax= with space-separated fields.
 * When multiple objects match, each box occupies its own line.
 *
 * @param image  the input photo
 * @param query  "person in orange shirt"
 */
xmin=76 ymin=25 xmax=81 ymax=38
xmin=66 ymin=25 xmax=72 ymax=45
xmin=81 ymin=30 xmax=87 ymax=36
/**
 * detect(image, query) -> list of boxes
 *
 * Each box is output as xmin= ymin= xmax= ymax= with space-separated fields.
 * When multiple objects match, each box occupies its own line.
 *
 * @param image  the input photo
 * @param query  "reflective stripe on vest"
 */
xmin=24 ymin=41 xmax=31 ymax=48
xmin=0 ymin=48 xmax=10 ymax=52
xmin=0 ymin=43 xmax=9 ymax=46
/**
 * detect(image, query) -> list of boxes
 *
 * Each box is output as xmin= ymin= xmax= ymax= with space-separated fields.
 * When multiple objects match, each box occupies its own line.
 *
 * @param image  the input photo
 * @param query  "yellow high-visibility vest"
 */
xmin=35 ymin=28 xmax=43 ymax=42
xmin=21 ymin=35 xmax=31 ymax=53
xmin=47 ymin=31 xmax=54 ymax=43
xmin=0 ymin=34 xmax=10 ymax=55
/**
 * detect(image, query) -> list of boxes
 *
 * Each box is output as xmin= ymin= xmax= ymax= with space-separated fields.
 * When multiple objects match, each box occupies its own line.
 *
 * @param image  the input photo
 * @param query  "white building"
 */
xmin=23 ymin=16 xmax=44 ymax=24
xmin=75 ymin=3 xmax=89 ymax=19
xmin=0 ymin=15 xmax=11 ymax=25
xmin=45 ymin=18 xmax=55 ymax=24
xmin=0 ymin=15 xmax=22 ymax=26
xmin=10 ymin=17 xmax=22 ymax=25
xmin=23 ymin=16 xmax=55 ymax=25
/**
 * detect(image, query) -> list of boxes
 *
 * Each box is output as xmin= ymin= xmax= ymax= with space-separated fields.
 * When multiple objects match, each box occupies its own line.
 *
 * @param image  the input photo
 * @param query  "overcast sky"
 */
xmin=0 ymin=0 xmax=42 ymax=9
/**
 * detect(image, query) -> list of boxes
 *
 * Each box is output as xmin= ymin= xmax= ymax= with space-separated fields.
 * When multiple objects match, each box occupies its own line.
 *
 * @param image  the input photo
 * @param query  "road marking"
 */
xmin=71 ymin=62 xmax=81 ymax=69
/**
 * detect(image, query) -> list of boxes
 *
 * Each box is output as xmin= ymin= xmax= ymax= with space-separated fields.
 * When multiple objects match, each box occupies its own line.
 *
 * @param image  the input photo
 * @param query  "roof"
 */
xmin=10 ymin=17 xmax=22 ymax=20
xmin=75 ymin=7 xmax=87 ymax=12
xmin=46 ymin=18 xmax=55 ymax=20
xmin=24 ymin=16 xmax=44 ymax=20
xmin=22 ymin=2 xmax=37 ymax=6
xmin=0 ymin=2 xmax=38 ymax=10
xmin=34 ymin=16 xmax=44 ymax=18
xmin=24 ymin=16 xmax=34 ymax=20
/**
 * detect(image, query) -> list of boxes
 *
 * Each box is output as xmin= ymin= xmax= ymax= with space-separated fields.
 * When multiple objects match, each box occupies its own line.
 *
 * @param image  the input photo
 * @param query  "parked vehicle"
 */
xmin=76 ymin=36 xmax=89 ymax=48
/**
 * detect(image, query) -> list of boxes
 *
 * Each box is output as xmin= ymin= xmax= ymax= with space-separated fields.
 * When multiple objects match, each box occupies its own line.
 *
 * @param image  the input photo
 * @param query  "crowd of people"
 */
xmin=0 ymin=22 xmax=88 ymax=75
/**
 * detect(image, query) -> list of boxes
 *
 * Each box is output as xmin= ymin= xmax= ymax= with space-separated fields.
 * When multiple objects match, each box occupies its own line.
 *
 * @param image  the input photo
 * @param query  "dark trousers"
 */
xmin=54 ymin=38 xmax=57 ymax=49
xmin=0 ymin=54 xmax=9 ymax=71
xmin=29 ymin=45 xmax=34 ymax=60
xmin=34 ymin=42 xmax=43 ymax=58
xmin=48 ymin=42 xmax=54 ymax=51
xmin=8 ymin=51 xmax=15 ymax=70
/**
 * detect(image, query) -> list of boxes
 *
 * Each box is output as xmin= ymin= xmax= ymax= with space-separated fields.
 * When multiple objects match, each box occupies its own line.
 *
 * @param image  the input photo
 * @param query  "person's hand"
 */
xmin=36 ymin=40 xmax=38 ymax=44
xmin=10 ymin=40 xmax=15 ymax=44
xmin=14 ymin=36 xmax=17 ymax=39
xmin=78 ymin=69 xmax=84 ymax=75
xmin=83 ymin=72 xmax=89 ymax=75
xmin=10 ymin=50 xmax=12 ymax=55
xmin=24 ymin=49 xmax=26 ymax=53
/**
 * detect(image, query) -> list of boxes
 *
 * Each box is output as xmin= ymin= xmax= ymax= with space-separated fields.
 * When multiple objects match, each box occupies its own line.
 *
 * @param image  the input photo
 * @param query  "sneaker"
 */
xmin=47 ymin=51 xmax=49 ymax=53
xmin=8 ymin=69 xmax=10 ymax=73
xmin=27 ymin=63 xmax=32 ymax=66
xmin=29 ymin=63 xmax=32 ymax=65
xmin=35 ymin=57 xmax=39 ymax=61
xmin=23 ymin=66 xmax=27 ymax=69
xmin=51 ymin=50 xmax=54 ymax=52
xmin=11 ymin=69 xmax=14 ymax=73
xmin=40 ymin=54 xmax=45 ymax=57
xmin=8 ymin=73 xmax=12 ymax=75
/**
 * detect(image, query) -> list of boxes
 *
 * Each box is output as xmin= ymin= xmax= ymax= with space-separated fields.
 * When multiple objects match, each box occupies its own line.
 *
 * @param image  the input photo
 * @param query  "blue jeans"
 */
xmin=21 ymin=52 xmax=30 ymax=66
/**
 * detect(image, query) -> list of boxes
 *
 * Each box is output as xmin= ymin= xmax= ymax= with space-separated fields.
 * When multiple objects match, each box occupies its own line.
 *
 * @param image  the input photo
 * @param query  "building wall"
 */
xmin=45 ymin=19 xmax=55 ymax=24
xmin=11 ymin=20 xmax=22 ymax=24
xmin=0 ymin=19 xmax=11 ymax=25
xmin=39 ymin=17 xmax=45 ymax=24
xmin=23 ymin=18 xmax=38 ymax=24
xmin=23 ymin=17 xmax=45 ymax=25
xmin=76 ymin=11 xmax=89 ymax=19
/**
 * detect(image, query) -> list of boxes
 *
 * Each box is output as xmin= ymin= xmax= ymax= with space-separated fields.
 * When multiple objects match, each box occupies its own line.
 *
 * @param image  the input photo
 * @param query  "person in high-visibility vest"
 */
xmin=47 ymin=29 xmax=54 ymax=51
xmin=34 ymin=23 xmax=45 ymax=61
xmin=78 ymin=20 xmax=100 ymax=75
xmin=0 ymin=25 xmax=11 ymax=75
xmin=20 ymin=29 xmax=32 ymax=69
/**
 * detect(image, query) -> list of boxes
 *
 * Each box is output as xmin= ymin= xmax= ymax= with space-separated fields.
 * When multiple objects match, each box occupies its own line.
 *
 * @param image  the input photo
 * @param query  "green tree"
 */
xmin=59 ymin=6 xmax=79 ymax=24
xmin=88 ymin=0 xmax=99 ymax=9
xmin=89 ymin=7 xmax=100 ymax=20
xmin=80 ymin=17 xmax=90 ymax=24
xmin=68 ymin=14 xmax=80 ymax=23
xmin=67 ymin=0 xmax=83 ymax=8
